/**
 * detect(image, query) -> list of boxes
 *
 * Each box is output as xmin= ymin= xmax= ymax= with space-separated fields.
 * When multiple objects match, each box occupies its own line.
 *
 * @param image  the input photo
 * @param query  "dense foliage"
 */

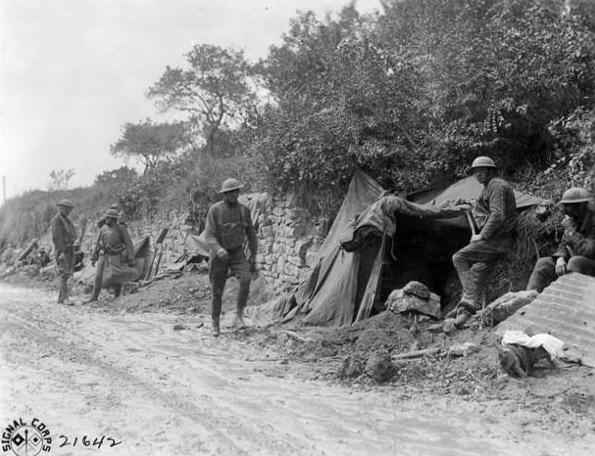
xmin=246 ymin=0 xmax=595 ymax=197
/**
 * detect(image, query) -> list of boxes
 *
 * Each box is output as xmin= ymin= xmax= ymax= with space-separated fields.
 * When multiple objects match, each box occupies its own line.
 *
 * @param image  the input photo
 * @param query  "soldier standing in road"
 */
xmin=526 ymin=187 xmax=595 ymax=292
xmin=203 ymin=178 xmax=258 ymax=337
xmin=51 ymin=199 xmax=77 ymax=305
xmin=87 ymin=208 xmax=135 ymax=301
xmin=451 ymin=156 xmax=518 ymax=318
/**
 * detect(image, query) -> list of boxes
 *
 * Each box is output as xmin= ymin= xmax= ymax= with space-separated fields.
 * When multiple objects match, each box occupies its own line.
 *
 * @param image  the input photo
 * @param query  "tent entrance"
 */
xmin=370 ymin=215 xmax=471 ymax=313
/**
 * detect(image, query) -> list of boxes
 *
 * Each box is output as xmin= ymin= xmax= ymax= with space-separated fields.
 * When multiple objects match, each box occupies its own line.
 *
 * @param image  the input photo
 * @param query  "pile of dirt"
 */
xmin=250 ymin=309 xmax=595 ymax=420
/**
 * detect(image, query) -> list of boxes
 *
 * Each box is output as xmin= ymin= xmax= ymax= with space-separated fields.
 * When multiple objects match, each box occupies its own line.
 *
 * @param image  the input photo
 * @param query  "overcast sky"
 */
xmin=0 ymin=0 xmax=380 ymax=200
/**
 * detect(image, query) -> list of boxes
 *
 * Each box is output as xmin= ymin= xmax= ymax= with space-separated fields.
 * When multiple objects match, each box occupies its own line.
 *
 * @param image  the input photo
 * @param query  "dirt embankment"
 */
xmin=4 ymin=269 xmax=595 ymax=448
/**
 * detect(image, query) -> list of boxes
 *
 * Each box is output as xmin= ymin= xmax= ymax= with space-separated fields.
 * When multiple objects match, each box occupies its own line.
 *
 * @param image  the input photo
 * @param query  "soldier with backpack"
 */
xmin=87 ymin=208 xmax=135 ymax=301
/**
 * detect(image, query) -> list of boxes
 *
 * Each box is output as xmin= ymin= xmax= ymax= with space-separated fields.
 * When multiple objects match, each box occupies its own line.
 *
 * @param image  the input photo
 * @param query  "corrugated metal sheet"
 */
xmin=496 ymin=273 xmax=595 ymax=367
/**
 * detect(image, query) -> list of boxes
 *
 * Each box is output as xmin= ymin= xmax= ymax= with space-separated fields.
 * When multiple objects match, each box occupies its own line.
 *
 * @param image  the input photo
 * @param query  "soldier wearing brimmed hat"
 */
xmin=450 ymin=156 xmax=518 ymax=319
xmin=203 ymin=178 xmax=258 ymax=336
xmin=51 ymin=199 xmax=77 ymax=304
xmin=87 ymin=208 xmax=135 ymax=302
xmin=527 ymin=187 xmax=595 ymax=292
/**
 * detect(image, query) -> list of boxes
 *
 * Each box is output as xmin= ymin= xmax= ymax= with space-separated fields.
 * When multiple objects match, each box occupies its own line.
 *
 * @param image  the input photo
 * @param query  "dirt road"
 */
xmin=1 ymin=284 xmax=593 ymax=456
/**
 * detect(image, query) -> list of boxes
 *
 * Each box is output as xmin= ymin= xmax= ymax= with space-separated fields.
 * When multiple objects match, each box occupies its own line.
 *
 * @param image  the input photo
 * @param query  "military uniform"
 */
xmin=452 ymin=169 xmax=517 ymax=309
xmin=527 ymin=199 xmax=595 ymax=292
xmin=203 ymin=180 xmax=258 ymax=335
xmin=51 ymin=200 xmax=77 ymax=303
xmin=89 ymin=210 xmax=135 ymax=300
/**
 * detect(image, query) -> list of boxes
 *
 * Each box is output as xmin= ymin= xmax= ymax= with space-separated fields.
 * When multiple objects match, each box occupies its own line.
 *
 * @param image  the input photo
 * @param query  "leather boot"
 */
xmin=57 ymin=278 xmax=64 ymax=304
xmin=60 ymin=277 xmax=72 ymax=305
xmin=211 ymin=318 xmax=220 ymax=337
xmin=231 ymin=312 xmax=246 ymax=330
xmin=232 ymin=279 xmax=250 ymax=330
xmin=113 ymin=284 xmax=122 ymax=298
xmin=211 ymin=291 xmax=223 ymax=337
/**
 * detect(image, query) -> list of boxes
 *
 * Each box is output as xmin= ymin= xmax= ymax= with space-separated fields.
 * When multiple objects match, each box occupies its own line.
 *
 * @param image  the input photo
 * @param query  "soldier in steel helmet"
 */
xmin=51 ymin=199 xmax=78 ymax=304
xmin=526 ymin=187 xmax=595 ymax=292
xmin=87 ymin=208 xmax=135 ymax=301
xmin=203 ymin=178 xmax=258 ymax=337
xmin=451 ymin=156 xmax=518 ymax=317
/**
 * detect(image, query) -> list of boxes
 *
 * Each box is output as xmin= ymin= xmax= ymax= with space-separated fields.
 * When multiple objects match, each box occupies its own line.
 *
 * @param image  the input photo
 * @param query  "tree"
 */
xmin=147 ymin=44 xmax=256 ymax=156
xmin=110 ymin=120 xmax=189 ymax=174
xmin=48 ymin=168 xmax=75 ymax=192
xmin=94 ymin=166 xmax=138 ymax=188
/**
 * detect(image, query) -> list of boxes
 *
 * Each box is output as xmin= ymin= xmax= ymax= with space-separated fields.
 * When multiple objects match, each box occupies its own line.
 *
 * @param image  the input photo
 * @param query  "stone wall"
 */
xmin=80 ymin=209 xmax=189 ymax=267
xmin=80 ymin=194 xmax=328 ymax=292
xmin=255 ymin=193 xmax=328 ymax=291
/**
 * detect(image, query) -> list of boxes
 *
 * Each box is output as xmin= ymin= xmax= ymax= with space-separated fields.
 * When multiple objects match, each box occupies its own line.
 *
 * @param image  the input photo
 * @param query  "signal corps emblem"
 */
xmin=2 ymin=418 xmax=52 ymax=456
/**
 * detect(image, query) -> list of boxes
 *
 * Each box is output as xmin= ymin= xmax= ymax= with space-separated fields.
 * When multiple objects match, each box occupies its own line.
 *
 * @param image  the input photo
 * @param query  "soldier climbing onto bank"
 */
xmin=203 ymin=178 xmax=258 ymax=337
xmin=450 ymin=156 xmax=518 ymax=320
xmin=51 ymin=199 xmax=77 ymax=305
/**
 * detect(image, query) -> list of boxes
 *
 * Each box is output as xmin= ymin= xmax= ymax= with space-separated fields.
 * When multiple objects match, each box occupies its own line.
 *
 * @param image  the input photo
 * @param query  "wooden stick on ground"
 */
xmin=277 ymin=330 xmax=313 ymax=343
xmin=392 ymin=347 xmax=442 ymax=360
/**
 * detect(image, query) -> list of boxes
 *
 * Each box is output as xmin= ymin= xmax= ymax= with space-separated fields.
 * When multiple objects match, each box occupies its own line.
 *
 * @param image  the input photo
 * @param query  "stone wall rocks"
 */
xmin=80 ymin=195 xmax=326 ymax=293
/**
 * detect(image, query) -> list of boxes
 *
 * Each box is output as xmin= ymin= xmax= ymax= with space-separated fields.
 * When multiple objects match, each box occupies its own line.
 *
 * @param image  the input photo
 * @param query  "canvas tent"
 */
xmin=251 ymin=170 xmax=548 ymax=328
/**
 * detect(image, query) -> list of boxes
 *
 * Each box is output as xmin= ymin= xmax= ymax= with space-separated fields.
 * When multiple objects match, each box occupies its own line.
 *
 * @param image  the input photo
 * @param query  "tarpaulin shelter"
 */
xmin=408 ymin=176 xmax=548 ymax=229
xmin=251 ymin=171 xmax=548 ymax=327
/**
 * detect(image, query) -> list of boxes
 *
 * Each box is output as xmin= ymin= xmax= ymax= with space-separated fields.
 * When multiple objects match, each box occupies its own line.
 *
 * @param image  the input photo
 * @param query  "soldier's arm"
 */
xmin=479 ymin=183 xmax=506 ymax=240
xmin=51 ymin=217 xmax=66 ymax=253
xmin=553 ymin=222 xmax=573 ymax=261
xmin=566 ymin=223 xmax=595 ymax=258
xmin=203 ymin=205 xmax=224 ymax=255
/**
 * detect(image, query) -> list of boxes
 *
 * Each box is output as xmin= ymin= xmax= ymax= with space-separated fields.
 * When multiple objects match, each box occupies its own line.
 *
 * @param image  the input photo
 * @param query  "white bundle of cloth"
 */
xmin=501 ymin=330 xmax=580 ymax=363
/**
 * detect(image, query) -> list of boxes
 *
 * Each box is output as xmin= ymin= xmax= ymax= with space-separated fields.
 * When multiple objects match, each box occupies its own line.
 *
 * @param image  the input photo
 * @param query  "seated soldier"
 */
xmin=526 ymin=187 xmax=595 ymax=292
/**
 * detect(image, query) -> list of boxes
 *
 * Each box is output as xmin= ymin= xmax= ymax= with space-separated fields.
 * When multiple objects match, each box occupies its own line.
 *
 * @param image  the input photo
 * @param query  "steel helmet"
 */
xmin=559 ymin=187 xmax=593 ymax=204
xmin=218 ymin=178 xmax=243 ymax=194
xmin=470 ymin=156 xmax=497 ymax=169
xmin=57 ymin=198 xmax=74 ymax=208
xmin=104 ymin=208 xmax=120 ymax=219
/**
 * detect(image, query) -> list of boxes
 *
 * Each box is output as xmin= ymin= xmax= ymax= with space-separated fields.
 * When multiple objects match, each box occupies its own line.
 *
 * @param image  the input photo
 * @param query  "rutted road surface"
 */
xmin=1 ymin=284 xmax=592 ymax=456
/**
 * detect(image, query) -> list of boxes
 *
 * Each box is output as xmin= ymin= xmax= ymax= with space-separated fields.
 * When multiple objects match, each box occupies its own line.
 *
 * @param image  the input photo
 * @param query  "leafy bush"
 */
xmin=244 ymin=0 xmax=595 ymax=209
xmin=546 ymin=107 xmax=595 ymax=192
